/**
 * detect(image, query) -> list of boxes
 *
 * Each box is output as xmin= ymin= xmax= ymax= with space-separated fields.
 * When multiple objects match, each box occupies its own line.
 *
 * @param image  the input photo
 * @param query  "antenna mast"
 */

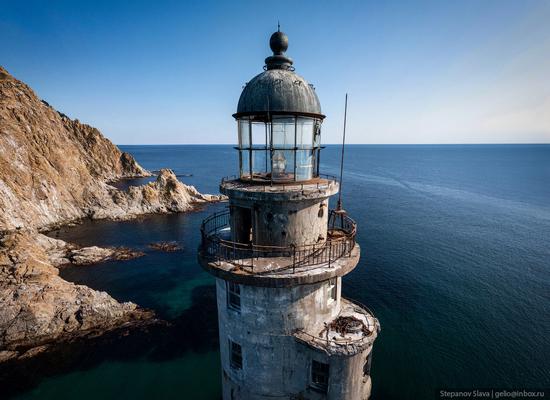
xmin=336 ymin=94 xmax=348 ymax=213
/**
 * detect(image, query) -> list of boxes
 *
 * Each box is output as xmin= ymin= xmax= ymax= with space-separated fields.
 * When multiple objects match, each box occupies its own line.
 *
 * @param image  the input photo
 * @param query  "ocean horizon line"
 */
xmin=117 ymin=142 xmax=550 ymax=146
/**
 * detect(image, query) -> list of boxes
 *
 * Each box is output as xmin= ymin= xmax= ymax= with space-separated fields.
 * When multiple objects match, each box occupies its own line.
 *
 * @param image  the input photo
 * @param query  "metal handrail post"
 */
xmin=292 ymin=244 xmax=296 ymax=273
xmin=251 ymin=243 xmax=254 ymax=272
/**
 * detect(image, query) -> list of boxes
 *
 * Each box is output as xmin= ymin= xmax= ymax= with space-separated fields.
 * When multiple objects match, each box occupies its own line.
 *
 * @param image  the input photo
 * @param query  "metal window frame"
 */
xmin=236 ymin=115 xmax=322 ymax=182
xmin=229 ymin=339 xmax=243 ymax=370
xmin=227 ymin=281 xmax=241 ymax=312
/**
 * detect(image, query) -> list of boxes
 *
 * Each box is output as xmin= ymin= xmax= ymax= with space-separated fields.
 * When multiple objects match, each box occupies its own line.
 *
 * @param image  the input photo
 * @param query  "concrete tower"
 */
xmin=198 ymin=29 xmax=380 ymax=400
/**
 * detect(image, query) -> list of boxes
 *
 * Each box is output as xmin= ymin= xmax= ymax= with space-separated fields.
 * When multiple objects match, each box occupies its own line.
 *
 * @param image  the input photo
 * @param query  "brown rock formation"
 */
xmin=0 ymin=66 xmax=224 ymax=357
xmin=0 ymin=230 xmax=154 ymax=356
xmin=0 ymin=66 xmax=152 ymax=230
xmin=90 ymin=168 xmax=224 ymax=221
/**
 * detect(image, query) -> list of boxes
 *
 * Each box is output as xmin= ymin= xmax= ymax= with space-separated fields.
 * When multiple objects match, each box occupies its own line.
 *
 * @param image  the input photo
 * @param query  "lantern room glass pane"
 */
xmin=237 ymin=115 xmax=321 ymax=181
xmin=296 ymin=117 xmax=315 ymax=149
xmin=272 ymin=149 xmax=295 ymax=181
xmin=251 ymin=122 xmax=267 ymax=149
xmin=240 ymin=150 xmax=250 ymax=178
xmin=252 ymin=150 xmax=268 ymax=175
xmin=295 ymin=150 xmax=314 ymax=181
xmin=238 ymin=119 xmax=250 ymax=148
xmin=272 ymin=117 xmax=295 ymax=149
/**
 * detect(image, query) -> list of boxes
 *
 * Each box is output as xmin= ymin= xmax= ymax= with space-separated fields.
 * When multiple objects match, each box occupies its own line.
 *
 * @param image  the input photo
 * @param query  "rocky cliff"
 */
xmin=0 ymin=66 xmax=222 ymax=359
xmin=0 ymin=66 xmax=153 ymax=230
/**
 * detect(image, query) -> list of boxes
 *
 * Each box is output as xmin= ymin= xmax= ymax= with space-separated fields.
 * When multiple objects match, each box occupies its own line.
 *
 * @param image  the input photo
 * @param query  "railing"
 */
xmin=294 ymin=298 xmax=377 ymax=349
xmin=200 ymin=210 xmax=356 ymax=273
xmin=220 ymin=174 xmax=339 ymax=192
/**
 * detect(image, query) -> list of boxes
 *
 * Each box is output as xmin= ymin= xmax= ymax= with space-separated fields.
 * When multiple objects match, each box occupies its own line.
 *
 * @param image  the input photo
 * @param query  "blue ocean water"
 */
xmin=5 ymin=144 xmax=550 ymax=399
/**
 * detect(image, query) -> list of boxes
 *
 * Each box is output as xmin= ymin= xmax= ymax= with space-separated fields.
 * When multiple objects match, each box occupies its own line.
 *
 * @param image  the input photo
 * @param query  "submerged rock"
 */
xmin=110 ymin=247 xmax=146 ymax=261
xmin=148 ymin=241 xmax=183 ymax=252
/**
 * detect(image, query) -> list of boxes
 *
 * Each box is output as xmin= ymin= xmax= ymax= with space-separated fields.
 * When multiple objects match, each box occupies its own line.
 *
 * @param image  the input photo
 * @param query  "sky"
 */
xmin=1 ymin=0 xmax=549 ymax=144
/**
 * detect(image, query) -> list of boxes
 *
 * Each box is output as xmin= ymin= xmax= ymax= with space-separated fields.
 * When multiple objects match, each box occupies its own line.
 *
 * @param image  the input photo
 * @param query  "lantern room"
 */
xmin=233 ymin=29 xmax=325 ymax=183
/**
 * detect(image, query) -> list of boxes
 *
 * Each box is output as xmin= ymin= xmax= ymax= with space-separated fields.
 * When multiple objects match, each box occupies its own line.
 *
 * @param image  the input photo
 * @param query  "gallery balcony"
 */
xmin=197 ymin=210 xmax=361 ymax=287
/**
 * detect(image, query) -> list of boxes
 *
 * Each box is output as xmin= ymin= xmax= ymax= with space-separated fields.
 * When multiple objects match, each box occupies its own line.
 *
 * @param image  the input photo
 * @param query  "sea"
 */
xmin=3 ymin=144 xmax=549 ymax=399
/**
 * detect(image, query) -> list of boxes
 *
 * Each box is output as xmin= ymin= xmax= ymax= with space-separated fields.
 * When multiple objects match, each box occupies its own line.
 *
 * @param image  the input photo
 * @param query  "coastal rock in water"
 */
xmin=29 ymin=232 xmax=144 ymax=266
xmin=0 ymin=230 xmax=154 ymax=351
xmin=99 ymin=168 xmax=225 ymax=218
xmin=67 ymin=246 xmax=117 ymax=265
xmin=67 ymin=246 xmax=145 ymax=265
xmin=148 ymin=241 xmax=183 ymax=252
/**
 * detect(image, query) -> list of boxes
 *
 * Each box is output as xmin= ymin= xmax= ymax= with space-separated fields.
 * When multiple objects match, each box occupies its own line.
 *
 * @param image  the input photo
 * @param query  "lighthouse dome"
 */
xmin=236 ymin=69 xmax=322 ymax=118
xmin=234 ymin=29 xmax=324 ymax=119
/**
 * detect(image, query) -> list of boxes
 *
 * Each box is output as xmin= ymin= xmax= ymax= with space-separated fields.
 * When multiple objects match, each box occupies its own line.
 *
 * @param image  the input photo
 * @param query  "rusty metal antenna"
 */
xmin=336 ymin=93 xmax=348 ymax=213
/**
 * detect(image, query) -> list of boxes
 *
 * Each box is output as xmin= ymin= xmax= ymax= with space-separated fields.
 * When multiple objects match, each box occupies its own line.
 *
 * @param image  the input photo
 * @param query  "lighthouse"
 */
xmin=198 ymin=28 xmax=380 ymax=400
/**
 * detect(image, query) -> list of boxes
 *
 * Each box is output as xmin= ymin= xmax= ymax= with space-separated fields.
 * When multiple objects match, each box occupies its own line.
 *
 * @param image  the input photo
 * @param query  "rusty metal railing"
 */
xmin=293 ymin=297 xmax=377 ymax=348
xmin=220 ymin=174 xmax=338 ymax=192
xmin=200 ymin=210 xmax=356 ymax=273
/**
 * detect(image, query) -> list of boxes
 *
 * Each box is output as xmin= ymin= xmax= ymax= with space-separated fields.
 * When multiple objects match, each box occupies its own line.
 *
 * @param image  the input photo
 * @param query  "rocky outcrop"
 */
xmin=33 ymin=233 xmax=144 ymax=266
xmin=0 ymin=66 xmax=224 ymax=231
xmin=0 ymin=230 xmax=154 ymax=358
xmin=90 ymin=168 xmax=224 ymax=221
xmin=0 ymin=66 xmax=152 ymax=230
xmin=0 ymin=66 xmax=224 ymax=358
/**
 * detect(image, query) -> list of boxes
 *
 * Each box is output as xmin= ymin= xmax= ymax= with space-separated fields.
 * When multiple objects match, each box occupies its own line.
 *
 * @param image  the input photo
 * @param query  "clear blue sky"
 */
xmin=2 ymin=0 xmax=549 ymax=144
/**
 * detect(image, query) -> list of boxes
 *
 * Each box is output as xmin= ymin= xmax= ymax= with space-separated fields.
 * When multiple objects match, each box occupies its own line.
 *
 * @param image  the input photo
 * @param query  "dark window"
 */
xmin=232 ymin=206 xmax=253 ymax=244
xmin=318 ymin=203 xmax=325 ymax=218
xmin=227 ymin=281 xmax=241 ymax=311
xmin=311 ymin=360 xmax=329 ymax=392
xmin=229 ymin=340 xmax=242 ymax=370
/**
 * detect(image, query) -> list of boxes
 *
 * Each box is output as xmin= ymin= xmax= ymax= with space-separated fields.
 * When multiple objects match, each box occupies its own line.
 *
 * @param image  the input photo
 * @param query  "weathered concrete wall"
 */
xmin=322 ymin=348 xmax=373 ymax=400
xmin=229 ymin=197 xmax=329 ymax=247
xmin=253 ymin=198 xmax=329 ymax=247
xmin=215 ymin=277 xmax=374 ymax=400
xmin=216 ymin=276 xmax=340 ymax=350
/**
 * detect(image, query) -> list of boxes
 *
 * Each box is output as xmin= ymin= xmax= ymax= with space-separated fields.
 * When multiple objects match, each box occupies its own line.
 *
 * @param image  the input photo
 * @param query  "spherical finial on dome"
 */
xmin=270 ymin=31 xmax=288 ymax=55
xmin=265 ymin=27 xmax=293 ymax=70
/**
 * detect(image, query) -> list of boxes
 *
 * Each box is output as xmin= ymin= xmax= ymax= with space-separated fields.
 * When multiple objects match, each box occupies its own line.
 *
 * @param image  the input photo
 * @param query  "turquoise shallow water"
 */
xmin=3 ymin=144 xmax=549 ymax=399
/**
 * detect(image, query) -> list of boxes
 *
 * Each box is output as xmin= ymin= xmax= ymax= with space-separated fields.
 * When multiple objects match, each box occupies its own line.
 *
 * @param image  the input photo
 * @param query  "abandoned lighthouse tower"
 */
xmin=198 ymin=29 xmax=380 ymax=399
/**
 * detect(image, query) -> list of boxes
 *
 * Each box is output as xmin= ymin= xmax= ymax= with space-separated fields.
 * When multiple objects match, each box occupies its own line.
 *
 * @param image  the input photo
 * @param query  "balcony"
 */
xmin=293 ymin=297 xmax=380 ymax=356
xmin=199 ymin=210 xmax=357 ymax=275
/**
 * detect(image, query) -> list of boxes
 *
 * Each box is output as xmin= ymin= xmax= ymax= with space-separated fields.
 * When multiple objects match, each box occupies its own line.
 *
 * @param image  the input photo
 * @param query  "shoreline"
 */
xmin=0 ymin=171 xmax=225 ymax=363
